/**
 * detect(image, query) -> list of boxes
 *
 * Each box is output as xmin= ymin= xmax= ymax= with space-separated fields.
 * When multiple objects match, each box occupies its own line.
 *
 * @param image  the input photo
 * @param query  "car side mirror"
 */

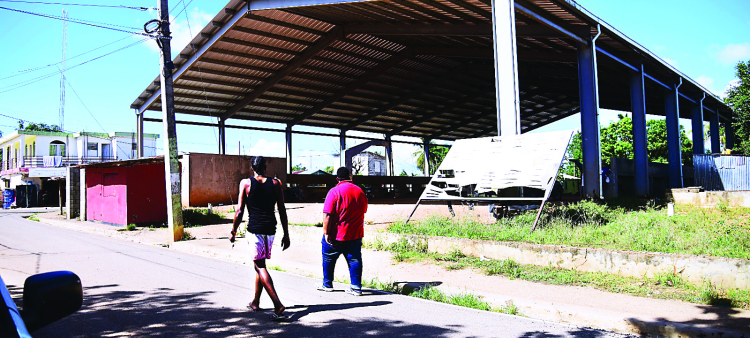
xmin=21 ymin=271 xmax=82 ymax=332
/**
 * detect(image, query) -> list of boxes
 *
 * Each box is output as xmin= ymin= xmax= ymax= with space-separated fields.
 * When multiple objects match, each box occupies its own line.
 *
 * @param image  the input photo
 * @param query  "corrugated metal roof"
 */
xmin=131 ymin=0 xmax=732 ymax=141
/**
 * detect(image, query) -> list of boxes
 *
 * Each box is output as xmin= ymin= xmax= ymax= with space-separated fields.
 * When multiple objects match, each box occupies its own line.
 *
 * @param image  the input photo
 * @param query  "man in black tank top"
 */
xmin=230 ymin=156 xmax=290 ymax=320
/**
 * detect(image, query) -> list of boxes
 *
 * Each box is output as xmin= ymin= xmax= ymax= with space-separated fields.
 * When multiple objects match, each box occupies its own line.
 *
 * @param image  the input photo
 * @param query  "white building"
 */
xmin=0 ymin=130 xmax=158 ymax=205
xmin=352 ymin=151 xmax=386 ymax=176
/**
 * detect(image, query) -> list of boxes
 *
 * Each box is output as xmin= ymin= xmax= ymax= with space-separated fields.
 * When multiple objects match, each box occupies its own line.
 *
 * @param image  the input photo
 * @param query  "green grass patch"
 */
xmin=182 ymin=208 xmax=227 ymax=227
xmin=363 ymin=278 xmax=518 ymax=315
xmin=269 ymin=266 xmax=285 ymax=272
xmin=290 ymin=222 xmax=323 ymax=227
xmin=388 ymin=201 xmax=750 ymax=259
xmin=28 ymin=213 xmax=40 ymax=222
xmin=382 ymin=244 xmax=750 ymax=310
xmin=126 ymin=223 xmax=137 ymax=231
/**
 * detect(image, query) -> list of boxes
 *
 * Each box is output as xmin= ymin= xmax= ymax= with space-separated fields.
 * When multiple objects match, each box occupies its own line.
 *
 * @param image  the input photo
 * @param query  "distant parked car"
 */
xmin=1 ymin=271 xmax=82 ymax=337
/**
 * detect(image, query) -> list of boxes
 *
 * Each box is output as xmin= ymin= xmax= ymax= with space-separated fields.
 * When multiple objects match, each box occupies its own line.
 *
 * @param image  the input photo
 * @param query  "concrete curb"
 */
xmin=34 ymin=214 xmax=749 ymax=338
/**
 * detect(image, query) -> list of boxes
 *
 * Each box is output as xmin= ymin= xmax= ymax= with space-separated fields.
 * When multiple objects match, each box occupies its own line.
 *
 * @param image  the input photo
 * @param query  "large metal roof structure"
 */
xmin=131 ymin=0 xmax=732 ymax=142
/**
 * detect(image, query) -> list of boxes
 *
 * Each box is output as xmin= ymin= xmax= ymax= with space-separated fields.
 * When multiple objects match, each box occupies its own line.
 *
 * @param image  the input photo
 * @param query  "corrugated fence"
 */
xmin=694 ymin=154 xmax=750 ymax=191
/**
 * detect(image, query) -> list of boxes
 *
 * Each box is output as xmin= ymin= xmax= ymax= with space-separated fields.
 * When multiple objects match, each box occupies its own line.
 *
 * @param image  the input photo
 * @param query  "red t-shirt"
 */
xmin=323 ymin=181 xmax=368 ymax=241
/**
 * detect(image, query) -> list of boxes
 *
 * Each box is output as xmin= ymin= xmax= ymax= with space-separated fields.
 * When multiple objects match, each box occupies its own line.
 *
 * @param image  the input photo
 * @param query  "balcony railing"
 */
xmin=21 ymin=156 xmax=118 ymax=168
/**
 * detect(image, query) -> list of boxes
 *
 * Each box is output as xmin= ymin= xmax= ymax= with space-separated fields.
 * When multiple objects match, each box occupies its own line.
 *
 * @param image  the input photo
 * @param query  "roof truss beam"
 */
xmin=288 ymin=50 xmax=414 ymax=125
xmin=343 ymin=64 xmax=469 ymax=130
xmin=220 ymin=27 xmax=344 ymax=120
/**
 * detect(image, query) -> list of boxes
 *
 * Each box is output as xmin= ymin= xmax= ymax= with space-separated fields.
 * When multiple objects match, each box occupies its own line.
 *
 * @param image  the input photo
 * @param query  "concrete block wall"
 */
xmin=66 ymin=167 xmax=80 ymax=219
xmin=366 ymin=232 xmax=750 ymax=290
xmin=181 ymin=153 xmax=286 ymax=207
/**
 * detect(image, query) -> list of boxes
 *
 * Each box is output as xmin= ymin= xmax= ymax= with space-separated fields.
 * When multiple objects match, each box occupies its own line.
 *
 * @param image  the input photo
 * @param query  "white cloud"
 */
xmin=695 ymin=75 xmax=714 ymax=88
xmin=246 ymin=139 xmax=286 ymax=157
xmin=716 ymin=43 xmax=750 ymax=65
xmin=146 ymin=8 xmax=213 ymax=54
xmin=661 ymin=57 xmax=679 ymax=68
xmin=695 ymin=75 xmax=721 ymax=96
xmin=720 ymin=79 xmax=741 ymax=98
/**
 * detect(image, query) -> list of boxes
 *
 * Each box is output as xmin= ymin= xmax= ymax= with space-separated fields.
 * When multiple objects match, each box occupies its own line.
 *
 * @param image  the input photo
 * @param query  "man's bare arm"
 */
xmin=230 ymin=179 xmax=249 ymax=242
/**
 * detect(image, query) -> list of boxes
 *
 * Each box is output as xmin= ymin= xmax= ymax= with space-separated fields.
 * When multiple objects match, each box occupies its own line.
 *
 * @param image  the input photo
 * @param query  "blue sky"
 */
xmin=0 ymin=0 xmax=748 ymax=174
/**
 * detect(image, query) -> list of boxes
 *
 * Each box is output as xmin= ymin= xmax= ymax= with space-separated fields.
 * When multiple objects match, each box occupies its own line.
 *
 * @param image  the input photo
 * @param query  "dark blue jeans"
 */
xmin=321 ymin=237 xmax=362 ymax=290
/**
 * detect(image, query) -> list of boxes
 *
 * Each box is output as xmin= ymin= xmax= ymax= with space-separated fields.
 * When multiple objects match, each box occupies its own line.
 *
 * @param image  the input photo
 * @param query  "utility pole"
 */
xmin=156 ymin=0 xmax=184 ymax=243
xmin=59 ymin=9 xmax=67 ymax=131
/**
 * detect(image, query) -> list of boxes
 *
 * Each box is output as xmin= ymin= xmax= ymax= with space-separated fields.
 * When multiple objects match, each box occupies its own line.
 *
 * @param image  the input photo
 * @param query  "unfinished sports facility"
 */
xmin=131 ymin=0 xmax=734 ymax=199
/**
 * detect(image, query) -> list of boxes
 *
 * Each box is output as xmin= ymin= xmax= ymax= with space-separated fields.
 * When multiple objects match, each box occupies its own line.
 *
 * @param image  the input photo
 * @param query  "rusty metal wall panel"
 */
xmin=694 ymin=155 xmax=750 ymax=191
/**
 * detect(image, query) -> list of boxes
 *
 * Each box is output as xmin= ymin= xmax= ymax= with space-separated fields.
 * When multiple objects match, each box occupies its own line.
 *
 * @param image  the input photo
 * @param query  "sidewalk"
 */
xmin=36 ymin=210 xmax=750 ymax=338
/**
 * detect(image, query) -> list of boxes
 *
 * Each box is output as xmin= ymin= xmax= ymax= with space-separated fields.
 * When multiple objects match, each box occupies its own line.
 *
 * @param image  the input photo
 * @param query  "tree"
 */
xmin=291 ymin=164 xmax=306 ymax=172
xmin=323 ymin=166 xmax=334 ymax=174
xmin=18 ymin=122 xmax=62 ymax=132
xmin=564 ymin=114 xmax=693 ymax=175
xmin=725 ymin=59 xmax=750 ymax=154
xmin=399 ymin=169 xmax=408 ymax=176
xmin=413 ymin=139 xmax=450 ymax=176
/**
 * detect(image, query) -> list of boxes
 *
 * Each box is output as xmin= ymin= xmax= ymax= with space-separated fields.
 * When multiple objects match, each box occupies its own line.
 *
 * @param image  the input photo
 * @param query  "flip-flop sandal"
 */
xmin=247 ymin=304 xmax=264 ymax=312
xmin=269 ymin=313 xmax=288 ymax=321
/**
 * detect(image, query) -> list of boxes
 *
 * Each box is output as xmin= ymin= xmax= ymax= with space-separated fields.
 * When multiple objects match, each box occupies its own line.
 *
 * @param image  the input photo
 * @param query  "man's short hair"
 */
xmin=336 ymin=167 xmax=350 ymax=180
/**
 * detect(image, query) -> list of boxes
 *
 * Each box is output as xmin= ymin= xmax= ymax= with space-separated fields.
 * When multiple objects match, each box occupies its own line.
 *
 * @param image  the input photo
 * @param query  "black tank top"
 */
xmin=245 ymin=177 xmax=277 ymax=235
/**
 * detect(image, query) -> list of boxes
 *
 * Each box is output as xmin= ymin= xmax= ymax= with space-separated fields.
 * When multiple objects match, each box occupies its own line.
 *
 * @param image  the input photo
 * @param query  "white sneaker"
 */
xmin=317 ymin=284 xmax=333 ymax=292
xmin=346 ymin=288 xmax=362 ymax=296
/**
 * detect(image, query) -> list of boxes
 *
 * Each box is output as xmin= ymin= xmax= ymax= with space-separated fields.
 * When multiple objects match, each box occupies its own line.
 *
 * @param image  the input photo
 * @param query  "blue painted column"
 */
xmin=664 ymin=80 xmax=683 ymax=188
xmin=691 ymin=94 xmax=706 ymax=155
xmin=491 ymin=0 xmax=520 ymax=136
xmin=726 ymin=116 xmax=735 ymax=150
xmin=285 ymin=125 xmax=292 ymax=175
xmin=710 ymin=107 xmax=721 ymax=153
xmin=577 ymin=38 xmax=602 ymax=199
xmin=630 ymin=65 xmax=649 ymax=197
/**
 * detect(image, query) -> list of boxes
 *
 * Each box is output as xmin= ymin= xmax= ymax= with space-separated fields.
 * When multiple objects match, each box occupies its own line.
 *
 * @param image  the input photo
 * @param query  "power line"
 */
xmin=0 ymin=37 xmax=151 ymax=94
xmin=0 ymin=5 xmax=151 ymax=36
xmin=1 ymin=35 xmax=134 ymax=80
xmin=0 ymin=0 xmax=152 ymax=10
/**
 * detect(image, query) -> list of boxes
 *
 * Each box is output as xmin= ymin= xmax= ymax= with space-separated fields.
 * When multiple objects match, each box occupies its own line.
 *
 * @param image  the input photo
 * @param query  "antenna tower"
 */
xmin=59 ymin=9 xmax=68 ymax=131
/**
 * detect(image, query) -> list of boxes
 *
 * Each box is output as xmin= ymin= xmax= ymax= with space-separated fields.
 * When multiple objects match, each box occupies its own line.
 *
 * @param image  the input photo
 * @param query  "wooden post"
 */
xmin=157 ymin=0 xmax=184 ymax=243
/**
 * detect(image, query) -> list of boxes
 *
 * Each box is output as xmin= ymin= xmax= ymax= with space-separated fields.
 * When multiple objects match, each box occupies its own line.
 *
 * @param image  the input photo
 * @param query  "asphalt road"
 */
xmin=0 ymin=209 xmax=629 ymax=338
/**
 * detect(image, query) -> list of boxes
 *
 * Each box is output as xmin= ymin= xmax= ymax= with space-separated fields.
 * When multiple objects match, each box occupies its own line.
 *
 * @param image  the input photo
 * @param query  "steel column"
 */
xmin=710 ymin=107 xmax=721 ymax=154
xmin=491 ymin=0 xmax=520 ymax=136
xmin=691 ymin=93 xmax=706 ymax=155
xmin=577 ymin=29 xmax=602 ymax=199
xmin=726 ymin=118 xmax=735 ymax=150
xmin=630 ymin=65 xmax=649 ymax=196
xmin=665 ymin=79 xmax=683 ymax=188
xmin=136 ymin=110 xmax=144 ymax=158
xmin=423 ymin=138 xmax=431 ymax=176
xmin=285 ymin=125 xmax=292 ymax=175
xmin=385 ymin=134 xmax=394 ymax=176
xmin=339 ymin=129 xmax=346 ymax=168
xmin=218 ymin=118 xmax=226 ymax=155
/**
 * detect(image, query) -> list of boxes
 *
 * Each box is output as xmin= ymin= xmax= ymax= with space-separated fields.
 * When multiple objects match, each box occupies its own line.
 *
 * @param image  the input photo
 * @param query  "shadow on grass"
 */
xmin=627 ymin=304 xmax=750 ymax=337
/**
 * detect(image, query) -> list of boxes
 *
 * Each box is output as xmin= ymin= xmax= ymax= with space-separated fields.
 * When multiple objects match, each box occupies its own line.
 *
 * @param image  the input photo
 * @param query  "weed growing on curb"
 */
xmin=180 ymin=230 xmax=196 ymax=241
xmin=28 ymin=213 xmax=40 ymax=222
xmin=126 ymin=224 xmax=137 ymax=231
xmin=269 ymin=266 xmax=285 ymax=272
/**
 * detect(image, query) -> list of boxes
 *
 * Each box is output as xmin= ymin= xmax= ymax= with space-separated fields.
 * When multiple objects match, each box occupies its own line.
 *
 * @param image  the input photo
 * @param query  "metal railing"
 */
xmin=22 ymin=156 xmax=118 ymax=168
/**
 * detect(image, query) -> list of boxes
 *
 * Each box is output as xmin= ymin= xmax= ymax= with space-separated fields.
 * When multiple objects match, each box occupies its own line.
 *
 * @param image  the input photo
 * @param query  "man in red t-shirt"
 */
xmin=318 ymin=167 xmax=368 ymax=295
